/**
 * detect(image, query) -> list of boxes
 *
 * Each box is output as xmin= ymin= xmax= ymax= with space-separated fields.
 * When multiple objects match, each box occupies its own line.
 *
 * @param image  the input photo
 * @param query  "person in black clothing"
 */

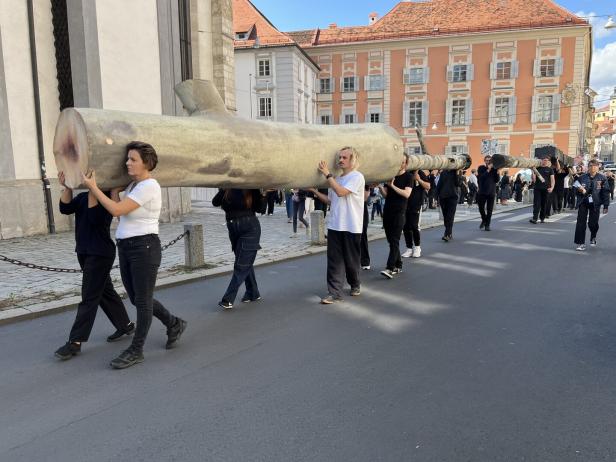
xmin=529 ymin=157 xmax=555 ymax=224
xmin=573 ymin=159 xmax=610 ymax=250
xmin=436 ymin=169 xmax=461 ymax=241
xmin=552 ymin=161 xmax=568 ymax=213
xmin=290 ymin=189 xmax=309 ymax=236
xmin=379 ymin=157 xmax=412 ymax=279
xmin=427 ymin=170 xmax=438 ymax=208
xmin=606 ymin=170 xmax=615 ymax=200
xmin=476 ymin=155 xmax=500 ymax=231
xmin=513 ymin=174 xmax=524 ymax=202
xmin=213 ymin=189 xmax=265 ymax=309
xmin=54 ymin=172 xmax=134 ymax=360
xmin=264 ymin=189 xmax=277 ymax=215
xmin=360 ymin=185 xmax=371 ymax=270
xmin=402 ymin=170 xmax=430 ymax=258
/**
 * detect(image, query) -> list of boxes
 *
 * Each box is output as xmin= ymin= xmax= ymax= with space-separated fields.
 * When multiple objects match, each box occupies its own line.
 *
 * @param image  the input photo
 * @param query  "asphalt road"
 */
xmin=1 ymin=207 xmax=616 ymax=462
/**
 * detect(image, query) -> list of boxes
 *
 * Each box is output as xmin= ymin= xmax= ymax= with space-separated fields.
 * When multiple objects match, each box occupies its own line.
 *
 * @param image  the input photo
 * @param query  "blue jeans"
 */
xmin=222 ymin=216 xmax=261 ymax=304
xmin=285 ymin=192 xmax=293 ymax=219
xmin=117 ymin=234 xmax=176 ymax=352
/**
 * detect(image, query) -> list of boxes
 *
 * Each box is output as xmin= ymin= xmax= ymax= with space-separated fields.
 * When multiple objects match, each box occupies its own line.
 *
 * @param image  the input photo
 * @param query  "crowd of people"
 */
xmin=54 ymin=142 xmax=612 ymax=369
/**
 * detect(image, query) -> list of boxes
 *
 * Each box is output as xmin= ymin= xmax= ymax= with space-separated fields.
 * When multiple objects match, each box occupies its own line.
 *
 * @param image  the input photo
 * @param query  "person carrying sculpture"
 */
xmin=402 ymin=169 xmax=430 ymax=259
xmin=573 ymin=159 xmax=610 ymax=251
xmin=360 ymin=184 xmax=371 ymax=270
xmin=212 ymin=188 xmax=266 ymax=308
xmin=476 ymin=155 xmax=500 ymax=231
xmin=436 ymin=168 xmax=462 ymax=241
xmin=529 ymin=157 xmax=555 ymax=224
xmin=54 ymin=172 xmax=134 ymax=361
xmin=552 ymin=161 xmax=568 ymax=214
xmin=81 ymin=141 xmax=187 ymax=369
xmin=309 ymin=147 xmax=365 ymax=304
xmin=379 ymin=157 xmax=412 ymax=279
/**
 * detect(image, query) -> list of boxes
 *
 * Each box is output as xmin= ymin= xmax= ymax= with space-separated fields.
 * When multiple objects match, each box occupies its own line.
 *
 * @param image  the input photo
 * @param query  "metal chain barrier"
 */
xmin=0 ymin=230 xmax=189 ymax=274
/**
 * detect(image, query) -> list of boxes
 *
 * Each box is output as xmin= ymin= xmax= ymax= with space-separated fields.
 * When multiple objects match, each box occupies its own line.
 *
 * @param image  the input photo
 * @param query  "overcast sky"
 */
xmin=251 ymin=0 xmax=616 ymax=106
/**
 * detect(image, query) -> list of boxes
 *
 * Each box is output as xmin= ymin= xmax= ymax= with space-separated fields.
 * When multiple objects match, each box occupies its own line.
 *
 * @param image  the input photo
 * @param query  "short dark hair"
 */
xmin=126 ymin=141 xmax=158 ymax=171
xmin=588 ymin=159 xmax=600 ymax=166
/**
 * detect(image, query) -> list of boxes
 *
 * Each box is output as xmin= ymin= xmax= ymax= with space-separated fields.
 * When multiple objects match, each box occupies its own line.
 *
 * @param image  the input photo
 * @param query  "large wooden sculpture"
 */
xmin=53 ymin=80 xmax=470 ymax=189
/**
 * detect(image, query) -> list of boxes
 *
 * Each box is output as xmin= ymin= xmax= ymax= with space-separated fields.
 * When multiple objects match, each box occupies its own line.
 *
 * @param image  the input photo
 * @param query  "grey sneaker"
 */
xmin=54 ymin=342 xmax=81 ymax=360
xmin=166 ymin=318 xmax=187 ymax=349
xmin=110 ymin=348 xmax=144 ymax=369
xmin=321 ymin=294 xmax=342 ymax=304
xmin=576 ymin=244 xmax=586 ymax=251
xmin=380 ymin=269 xmax=394 ymax=279
xmin=350 ymin=287 xmax=361 ymax=296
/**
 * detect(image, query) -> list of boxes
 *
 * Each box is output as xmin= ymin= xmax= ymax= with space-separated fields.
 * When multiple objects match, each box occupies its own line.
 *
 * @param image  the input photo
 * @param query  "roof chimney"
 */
xmin=369 ymin=12 xmax=378 ymax=25
xmin=328 ymin=23 xmax=337 ymax=29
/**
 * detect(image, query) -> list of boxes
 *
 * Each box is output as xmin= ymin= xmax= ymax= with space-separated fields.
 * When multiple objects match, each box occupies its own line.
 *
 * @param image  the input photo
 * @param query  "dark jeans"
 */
xmin=383 ymin=208 xmax=405 ymax=270
xmin=327 ymin=229 xmax=361 ymax=298
xmin=565 ymin=188 xmax=575 ymax=209
xmin=293 ymin=200 xmax=308 ymax=233
xmin=371 ymin=200 xmax=382 ymax=220
xmin=403 ymin=209 xmax=421 ymax=248
xmin=118 ymin=234 xmax=175 ymax=352
xmin=476 ymin=194 xmax=495 ymax=226
xmin=440 ymin=196 xmax=457 ymax=237
xmin=574 ymin=201 xmax=600 ymax=245
xmin=285 ymin=192 xmax=293 ymax=219
xmin=360 ymin=203 xmax=370 ymax=267
xmin=467 ymin=189 xmax=477 ymax=206
xmin=553 ymin=188 xmax=564 ymax=212
xmin=223 ymin=215 xmax=261 ymax=304
xmin=266 ymin=191 xmax=276 ymax=215
xmin=533 ymin=189 xmax=549 ymax=221
xmin=68 ymin=253 xmax=130 ymax=343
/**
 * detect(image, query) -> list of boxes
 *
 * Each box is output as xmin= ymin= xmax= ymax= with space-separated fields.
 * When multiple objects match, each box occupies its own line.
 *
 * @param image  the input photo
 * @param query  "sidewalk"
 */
xmin=0 ymin=199 xmax=530 ymax=323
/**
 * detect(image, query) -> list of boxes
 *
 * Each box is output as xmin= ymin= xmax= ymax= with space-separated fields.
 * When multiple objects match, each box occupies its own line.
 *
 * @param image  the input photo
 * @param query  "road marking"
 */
xmin=429 ymin=252 xmax=508 ymax=269
xmin=499 ymin=213 xmax=532 ymax=222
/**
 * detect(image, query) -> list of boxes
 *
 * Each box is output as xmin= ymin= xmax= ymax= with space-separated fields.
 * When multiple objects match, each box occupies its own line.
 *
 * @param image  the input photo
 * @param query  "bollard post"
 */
xmin=183 ymin=223 xmax=204 ymax=268
xmin=310 ymin=210 xmax=326 ymax=245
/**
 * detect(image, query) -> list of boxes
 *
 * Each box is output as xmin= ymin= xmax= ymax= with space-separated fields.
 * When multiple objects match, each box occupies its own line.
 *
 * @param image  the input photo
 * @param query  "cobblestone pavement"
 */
xmin=0 ymin=200 xmax=528 ymax=312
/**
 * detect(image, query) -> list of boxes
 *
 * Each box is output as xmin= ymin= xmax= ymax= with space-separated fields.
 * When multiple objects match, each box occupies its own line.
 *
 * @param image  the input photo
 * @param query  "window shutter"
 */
xmin=354 ymin=76 xmax=359 ymax=91
xmin=533 ymin=59 xmax=540 ymax=77
xmin=422 ymin=100 xmax=429 ymax=126
xmin=490 ymin=62 xmax=495 ymax=80
xmin=531 ymin=95 xmax=538 ymax=123
xmin=509 ymin=96 xmax=517 ymax=124
xmin=445 ymin=146 xmax=452 ymax=155
xmin=468 ymin=64 xmax=475 ymax=81
xmin=555 ymin=58 xmax=564 ymax=76
xmin=445 ymin=100 xmax=452 ymax=126
xmin=512 ymin=60 xmax=519 ymax=78
xmin=488 ymin=96 xmax=495 ymax=125
xmin=403 ymin=101 xmax=410 ymax=127
xmin=551 ymin=93 xmax=561 ymax=122
xmin=364 ymin=76 xmax=369 ymax=91
xmin=424 ymin=67 xmax=430 ymax=84
xmin=466 ymin=99 xmax=473 ymax=126
xmin=340 ymin=77 xmax=343 ymax=92
xmin=446 ymin=65 xmax=453 ymax=82
xmin=403 ymin=68 xmax=409 ymax=85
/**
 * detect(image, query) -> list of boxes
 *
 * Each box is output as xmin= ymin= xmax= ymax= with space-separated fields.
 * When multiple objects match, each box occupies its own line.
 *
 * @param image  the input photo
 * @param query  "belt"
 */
xmin=116 ymin=234 xmax=158 ymax=246
xmin=227 ymin=215 xmax=256 ymax=223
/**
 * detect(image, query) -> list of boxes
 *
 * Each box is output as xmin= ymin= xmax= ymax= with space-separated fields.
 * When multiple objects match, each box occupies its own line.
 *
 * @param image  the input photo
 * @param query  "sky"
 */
xmin=250 ymin=0 xmax=616 ymax=107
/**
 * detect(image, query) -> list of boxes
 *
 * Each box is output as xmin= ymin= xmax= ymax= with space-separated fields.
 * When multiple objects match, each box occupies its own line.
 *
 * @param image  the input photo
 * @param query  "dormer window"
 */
xmin=235 ymin=32 xmax=248 ymax=40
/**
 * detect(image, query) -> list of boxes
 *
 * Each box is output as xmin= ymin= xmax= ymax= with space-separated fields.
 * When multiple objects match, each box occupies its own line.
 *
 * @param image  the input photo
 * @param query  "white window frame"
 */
xmin=258 ymin=59 xmax=271 ymax=77
xmin=341 ymin=76 xmax=358 ymax=93
xmin=366 ymin=111 xmax=382 ymax=123
xmin=451 ymin=99 xmax=466 ymax=125
xmin=320 ymin=114 xmax=332 ymax=125
xmin=365 ymin=74 xmax=384 ymax=91
xmin=445 ymin=145 xmax=468 ymax=155
xmin=319 ymin=78 xmax=332 ymax=94
xmin=343 ymin=113 xmax=356 ymax=124
xmin=532 ymin=94 xmax=561 ymax=123
xmin=403 ymin=67 xmax=429 ymax=85
xmin=405 ymin=146 xmax=422 ymax=156
xmin=403 ymin=101 xmax=429 ymax=128
xmin=533 ymin=58 xmax=563 ymax=77
xmin=258 ymin=97 xmax=272 ymax=118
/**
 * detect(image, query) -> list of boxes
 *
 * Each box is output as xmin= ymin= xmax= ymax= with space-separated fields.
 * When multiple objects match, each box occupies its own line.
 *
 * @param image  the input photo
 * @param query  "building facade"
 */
xmin=0 ymin=0 xmax=235 ymax=239
xmin=593 ymin=87 xmax=616 ymax=163
xmin=287 ymin=0 xmax=593 ymax=167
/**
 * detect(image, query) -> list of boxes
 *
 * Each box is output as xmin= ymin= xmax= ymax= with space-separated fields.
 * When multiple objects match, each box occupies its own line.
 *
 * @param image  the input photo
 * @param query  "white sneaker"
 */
xmin=411 ymin=246 xmax=421 ymax=258
xmin=576 ymin=244 xmax=586 ymax=251
xmin=361 ymin=265 xmax=371 ymax=270
xmin=380 ymin=269 xmax=394 ymax=279
xmin=401 ymin=248 xmax=413 ymax=258
xmin=590 ymin=238 xmax=597 ymax=247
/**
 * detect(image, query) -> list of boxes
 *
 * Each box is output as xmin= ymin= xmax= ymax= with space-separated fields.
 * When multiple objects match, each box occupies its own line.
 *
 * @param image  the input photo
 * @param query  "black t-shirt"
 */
xmin=407 ymin=170 xmax=429 ymax=212
xmin=534 ymin=167 xmax=555 ymax=190
xmin=384 ymin=171 xmax=413 ymax=213
xmin=212 ymin=189 xmax=265 ymax=219
xmin=477 ymin=165 xmax=500 ymax=196
xmin=554 ymin=172 xmax=568 ymax=191
xmin=59 ymin=192 xmax=116 ymax=258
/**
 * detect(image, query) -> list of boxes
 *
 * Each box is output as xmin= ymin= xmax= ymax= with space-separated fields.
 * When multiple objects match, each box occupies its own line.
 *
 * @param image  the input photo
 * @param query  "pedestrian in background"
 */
xmin=370 ymin=186 xmax=383 ymax=221
xmin=499 ymin=170 xmax=511 ymax=206
xmin=264 ymin=189 xmax=277 ymax=216
xmin=573 ymin=159 xmax=610 ymax=251
xmin=467 ymin=169 xmax=478 ymax=206
xmin=436 ymin=169 xmax=461 ymax=242
xmin=291 ymin=189 xmax=309 ymax=237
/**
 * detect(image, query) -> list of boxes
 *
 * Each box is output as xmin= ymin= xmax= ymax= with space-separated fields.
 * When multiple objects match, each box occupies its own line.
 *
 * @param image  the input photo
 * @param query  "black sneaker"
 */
xmin=590 ymin=238 xmax=597 ymax=247
xmin=484 ymin=225 xmax=491 ymax=231
xmin=54 ymin=342 xmax=81 ymax=360
xmin=350 ymin=287 xmax=361 ymax=296
xmin=529 ymin=219 xmax=537 ymax=224
xmin=241 ymin=295 xmax=262 ymax=303
xmin=107 ymin=321 xmax=135 ymax=342
xmin=479 ymin=221 xmax=485 ymax=230
xmin=218 ymin=300 xmax=233 ymax=310
xmin=380 ymin=269 xmax=394 ymax=279
xmin=110 ymin=348 xmax=144 ymax=369
xmin=166 ymin=318 xmax=187 ymax=349
xmin=392 ymin=267 xmax=402 ymax=275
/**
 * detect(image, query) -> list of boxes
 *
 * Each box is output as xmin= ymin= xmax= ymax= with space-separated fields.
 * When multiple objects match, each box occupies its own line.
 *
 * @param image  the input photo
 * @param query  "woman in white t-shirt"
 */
xmin=82 ymin=141 xmax=186 ymax=369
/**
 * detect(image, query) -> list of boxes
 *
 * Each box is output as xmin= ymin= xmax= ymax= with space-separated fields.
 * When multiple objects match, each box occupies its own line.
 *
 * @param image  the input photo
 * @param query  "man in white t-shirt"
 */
xmin=310 ymin=147 xmax=365 ymax=304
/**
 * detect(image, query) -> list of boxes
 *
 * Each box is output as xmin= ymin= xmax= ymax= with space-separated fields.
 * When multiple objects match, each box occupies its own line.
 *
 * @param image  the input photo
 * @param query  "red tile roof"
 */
xmin=286 ymin=0 xmax=588 ymax=47
xmin=233 ymin=0 xmax=295 ymax=48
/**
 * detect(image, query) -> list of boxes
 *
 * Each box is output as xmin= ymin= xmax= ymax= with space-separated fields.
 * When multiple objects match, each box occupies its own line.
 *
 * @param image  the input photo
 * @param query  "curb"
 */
xmin=0 ymin=202 xmax=531 ymax=326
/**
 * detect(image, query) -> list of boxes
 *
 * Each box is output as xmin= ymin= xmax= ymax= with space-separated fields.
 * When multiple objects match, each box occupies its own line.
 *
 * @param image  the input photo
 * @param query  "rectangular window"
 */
xmin=366 ymin=75 xmax=384 ymax=91
xmin=369 ymin=112 xmax=380 ymax=123
xmin=258 ymin=97 xmax=272 ymax=118
xmin=258 ymin=59 xmax=270 ymax=77
xmin=536 ymin=95 xmax=553 ymax=122
xmin=540 ymin=59 xmax=556 ymax=77
xmin=344 ymin=113 xmax=355 ymax=124
xmin=452 ymin=64 xmax=468 ymax=82
xmin=320 ymin=115 xmax=331 ymax=125
xmin=496 ymin=62 xmax=512 ymax=80
xmin=178 ymin=0 xmax=193 ymax=82
xmin=450 ymin=145 xmax=467 ymax=155
xmin=451 ymin=100 xmax=466 ymax=125
xmin=342 ymin=76 xmax=356 ymax=92
xmin=319 ymin=78 xmax=331 ymax=93
xmin=406 ymin=146 xmax=422 ymax=155
xmin=408 ymin=102 xmax=423 ymax=127
xmin=494 ymin=97 xmax=510 ymax=124
xmin=404 ymin=68 xmax=426 ymax=84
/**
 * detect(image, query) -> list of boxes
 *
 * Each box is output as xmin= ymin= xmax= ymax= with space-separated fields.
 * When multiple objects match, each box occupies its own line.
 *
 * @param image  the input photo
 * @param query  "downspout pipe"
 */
xmin=26 ymin=0 xmax=56 ymax=234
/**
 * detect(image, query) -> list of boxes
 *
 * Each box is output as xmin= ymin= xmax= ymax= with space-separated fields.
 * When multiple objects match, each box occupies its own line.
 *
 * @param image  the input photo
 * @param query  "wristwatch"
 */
xmin=326 ymin=173 xmax=333 ymax=179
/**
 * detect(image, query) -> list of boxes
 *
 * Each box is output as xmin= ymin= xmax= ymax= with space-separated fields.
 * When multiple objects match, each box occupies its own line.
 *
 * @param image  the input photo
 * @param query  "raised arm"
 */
xmin=81 ymin=170 xmax=139 ymax=217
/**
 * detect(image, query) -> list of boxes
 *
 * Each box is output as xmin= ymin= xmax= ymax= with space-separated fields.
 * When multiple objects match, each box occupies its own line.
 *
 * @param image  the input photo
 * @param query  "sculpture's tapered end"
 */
xmin=174 ymin=79 xmax=229 ymax=117
xmin=53 ymin=108 xmax=89 ymax=189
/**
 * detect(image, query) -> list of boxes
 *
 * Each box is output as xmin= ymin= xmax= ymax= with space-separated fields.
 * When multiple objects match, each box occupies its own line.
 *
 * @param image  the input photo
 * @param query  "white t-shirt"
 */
xmin=115 ymin=178 xmax=162 ymax=239
xmin=327 ymin=170 xmax=365 ymax=234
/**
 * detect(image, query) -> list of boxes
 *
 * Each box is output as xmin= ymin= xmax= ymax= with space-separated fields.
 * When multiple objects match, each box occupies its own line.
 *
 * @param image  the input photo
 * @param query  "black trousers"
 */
xmin=440 ymin=196 xmax=457 ymax=237
xmin=533 ymin=189 xmax=549 ymax=221
xmin=565 ymin=189 xmax=575 ymax=209
xmin=223 ymin=216 xmax=261 ymax=303
xmin=403 ymin=208 xmax=421 ymax=248
xmin=266 ymin=191 xmax=276 ymax=215
xmin=467 ymin=189 xmax=477 ymax=206
xmin=574 ymin=201 xmax=600 ymax=245
xmin=118 ymin=234 xmax=176 ymax=352
xmin=545 ymin=192 xmax=553 ymax=216
xmin=476 ymin=194 xmax=495 ymax=226
xmin=68 ymin=254 xmax=130 ymax=343
xmin=326 ymin=229 xmax=361 ymax=297
xmin=383 ymin=208 xmax=405 ymax=270
xmin=360 ymin=203 xmax=370 ymax=267
xmin=553 ymin=189 xmax=564 ymax=212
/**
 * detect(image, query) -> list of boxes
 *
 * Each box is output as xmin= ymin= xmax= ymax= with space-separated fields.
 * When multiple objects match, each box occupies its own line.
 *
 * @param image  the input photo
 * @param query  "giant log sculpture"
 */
xmin=53 ymin=80 xmax=470 ymax=190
